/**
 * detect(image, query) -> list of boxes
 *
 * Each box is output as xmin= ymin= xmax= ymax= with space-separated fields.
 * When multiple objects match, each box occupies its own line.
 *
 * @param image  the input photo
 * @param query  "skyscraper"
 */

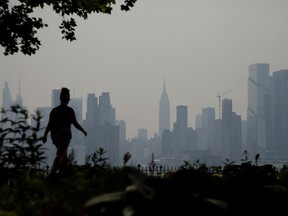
xmin=98 ymin=92 xmax=115 ymax=126
xmin=1 ymin=81 xmax=12 ymax=129
xmin=138 ymin=128 xmax=148 ymax=140
xmin=51 ymin=89 xmax=60 ymax=107
xmin=69 ymin=97 xmax=83 ymax=146
xmin=246 ymin=63 xmax=270 ymax=159
xmin=96 ymin=92 xmax=119 ymax=165
xmin=14 ymin=80 xmax=23 ymax=107
xmin=85 ymin=93 xmax=98 ymax=156
xmin=2 ymin=81 xmax=12 ymax=110
xmin=159 ymin=78 xmax=170 ymax=138
xmin=271 ymin=70 xmax=288 ymax=160
xmin=174 ymin=105 xmax=188 ymax=150
xmin=222 ymin=99 xmax=232 ymax=160
xmin=201 ymin=107 xmax=216 ymax=153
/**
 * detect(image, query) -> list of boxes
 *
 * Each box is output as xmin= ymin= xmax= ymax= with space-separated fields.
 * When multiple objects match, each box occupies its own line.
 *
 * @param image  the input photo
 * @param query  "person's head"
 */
xmin=60 ymin=87 xmax=70 ymax=104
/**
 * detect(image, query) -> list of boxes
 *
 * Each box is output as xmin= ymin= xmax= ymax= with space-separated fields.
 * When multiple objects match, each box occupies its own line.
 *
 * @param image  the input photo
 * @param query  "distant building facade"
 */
xmin=222 ymin=98 xmax=242 ymax=163
xmin=270 ymin=70 xmax=288 ymax=161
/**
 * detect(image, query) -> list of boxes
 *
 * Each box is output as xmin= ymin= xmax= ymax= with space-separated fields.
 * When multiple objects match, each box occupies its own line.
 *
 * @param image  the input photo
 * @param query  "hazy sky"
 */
xmin=1 ymin=0 xmax=288 ymax=139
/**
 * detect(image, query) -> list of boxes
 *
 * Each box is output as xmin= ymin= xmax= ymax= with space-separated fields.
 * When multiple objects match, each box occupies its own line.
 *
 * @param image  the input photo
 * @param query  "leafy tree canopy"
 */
xmin=0 ymin=0 xmax=137 ymax=56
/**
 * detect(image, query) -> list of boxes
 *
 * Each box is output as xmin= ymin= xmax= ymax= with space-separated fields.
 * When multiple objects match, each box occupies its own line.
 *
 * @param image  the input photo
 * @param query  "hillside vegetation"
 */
xmin=1 ymin=105 xmax=288 ymax=216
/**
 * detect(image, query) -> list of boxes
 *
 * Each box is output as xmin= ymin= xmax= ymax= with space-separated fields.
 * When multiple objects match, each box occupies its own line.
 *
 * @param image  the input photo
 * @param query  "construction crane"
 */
xmin=217 ymin=89 xmax=232 ymax=120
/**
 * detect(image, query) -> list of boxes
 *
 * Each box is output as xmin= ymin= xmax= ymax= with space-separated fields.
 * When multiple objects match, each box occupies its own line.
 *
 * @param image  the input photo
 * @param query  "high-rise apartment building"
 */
xmin=159 ymin=78 xmax=170 ymax=138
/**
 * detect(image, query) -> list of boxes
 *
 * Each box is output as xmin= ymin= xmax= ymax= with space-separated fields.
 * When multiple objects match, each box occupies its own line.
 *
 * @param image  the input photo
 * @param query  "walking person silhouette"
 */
xmin=42 ymin=87 xmax=87 ymax=176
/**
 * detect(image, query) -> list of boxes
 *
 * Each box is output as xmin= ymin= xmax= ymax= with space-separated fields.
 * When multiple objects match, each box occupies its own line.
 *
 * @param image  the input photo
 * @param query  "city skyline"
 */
xmin=1 ymin=63 xmax=287 ymax=140
xmin=3 ymin=63 xmax=288 ymax=164
xmin=0 ymin=64 xmax=275 ymax=140
xmin=1 ymin=76 xmax=239 ymax=139
xmin=1 ymin=1 xmax=288 ymax=138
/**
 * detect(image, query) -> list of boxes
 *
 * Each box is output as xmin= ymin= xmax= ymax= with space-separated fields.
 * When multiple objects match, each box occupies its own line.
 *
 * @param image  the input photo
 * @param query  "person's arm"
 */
xmin=72 ymin=114 xmax=87 ymax=136
xmin=42 ymin=121 xmax=51 ymax=143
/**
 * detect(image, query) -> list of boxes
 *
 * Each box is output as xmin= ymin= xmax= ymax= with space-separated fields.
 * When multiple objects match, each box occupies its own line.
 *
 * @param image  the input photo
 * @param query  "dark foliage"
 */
xmin=1 ymin=105 xmax=288 ymax=215
xmin=0 ymin=105 xmax=46 ymax=184
xmin=1 ymin=158 xmax=288 ymax=216
xmin=0 ymin=0 xmax=137 ymax=55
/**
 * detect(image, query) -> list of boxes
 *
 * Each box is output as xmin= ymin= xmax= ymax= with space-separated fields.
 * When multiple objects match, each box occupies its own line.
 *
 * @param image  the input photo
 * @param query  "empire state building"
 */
xmin=159 ymin=78 xmax=170 ymax=138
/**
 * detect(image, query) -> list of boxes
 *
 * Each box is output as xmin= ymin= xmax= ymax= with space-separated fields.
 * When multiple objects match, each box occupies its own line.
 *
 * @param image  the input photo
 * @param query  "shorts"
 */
xmin=51 ymin=128 xmax=72 ymax=155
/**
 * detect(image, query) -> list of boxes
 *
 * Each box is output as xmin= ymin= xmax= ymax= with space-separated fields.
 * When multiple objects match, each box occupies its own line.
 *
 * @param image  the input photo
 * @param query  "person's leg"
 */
xmin=51 ymin=143 xmax=69 ymax=175
xmin=50 ymin=130 xmax=71 ymax=176
xmin=50 ymin=155 xmax=60 ymax=176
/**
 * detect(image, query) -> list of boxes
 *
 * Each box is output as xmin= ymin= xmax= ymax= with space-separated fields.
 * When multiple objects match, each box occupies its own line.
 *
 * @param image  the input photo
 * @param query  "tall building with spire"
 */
xmin=159 ymin=77 xmax=170 ymax=138
xmin=1 ymin=81 xmax=12 ymax=129
xmin=2 ymin=80 xmax=24 ymax=109
xmin=2 ymin=81 xmax=12 ymax=110
xmin=14 ymin=80 xmax=23 ymax=107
